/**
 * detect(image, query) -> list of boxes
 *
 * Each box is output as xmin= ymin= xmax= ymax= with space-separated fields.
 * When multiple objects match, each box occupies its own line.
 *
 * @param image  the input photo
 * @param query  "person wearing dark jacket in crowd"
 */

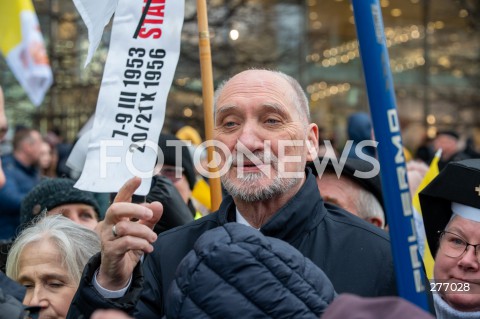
xmin=167 ymin=223 xmax=336 ymax=318
xmin=433 ymin=131 xmax=471 ymax=170
xmin=45 ymin=128 xmax=73 ymax=178
xmin=67 ymin=69 xmax=396 ymax=319
xmin=463 ymin=128 xmax=480 ymax=159
xmin=155 ymin=133 xmax=198 ymax=218
xmin=0 ymin=127 xmax=42 ymax=240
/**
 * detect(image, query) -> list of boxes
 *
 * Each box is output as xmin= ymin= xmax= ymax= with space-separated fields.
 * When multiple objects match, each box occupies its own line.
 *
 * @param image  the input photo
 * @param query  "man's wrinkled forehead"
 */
xmin=215 ymin=73 xmax=294 ymax=113
xmin=231 ymin=69 xmax=281 ymax=81
xmin=216 ymin=102 xmax=290 ymax=119
xmin=230 ymin=70 xmax=290 ymax=89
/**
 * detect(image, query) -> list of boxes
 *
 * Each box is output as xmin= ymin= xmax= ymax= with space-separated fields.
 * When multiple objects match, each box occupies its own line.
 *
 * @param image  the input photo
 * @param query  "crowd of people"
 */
xmin=0 ymin=69 xmax=479 ymax=319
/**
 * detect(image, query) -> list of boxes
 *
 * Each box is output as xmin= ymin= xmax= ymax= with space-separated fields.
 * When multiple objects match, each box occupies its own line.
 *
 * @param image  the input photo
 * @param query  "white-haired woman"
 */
xmin=6 ymin=214 xmax=100 ymax=319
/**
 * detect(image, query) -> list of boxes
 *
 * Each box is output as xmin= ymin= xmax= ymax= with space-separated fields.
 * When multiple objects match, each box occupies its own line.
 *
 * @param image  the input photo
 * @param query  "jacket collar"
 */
xmin=217 ymin=168 xmax=326 ymax=243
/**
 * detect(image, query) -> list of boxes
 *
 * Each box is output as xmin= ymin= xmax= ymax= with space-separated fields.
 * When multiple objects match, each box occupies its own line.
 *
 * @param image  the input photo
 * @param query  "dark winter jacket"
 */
xmin=166 ymin=223 xmax=337 ymax=318
xmin=67 ymin=169 xmax=397 ymax=319
xmin=0 ymin=288 xmax=40 ymax=319
xmin=0 ymin=154 xmax=40 ymax=240
xmin=0 ymin=271 xmax=25 ymax=302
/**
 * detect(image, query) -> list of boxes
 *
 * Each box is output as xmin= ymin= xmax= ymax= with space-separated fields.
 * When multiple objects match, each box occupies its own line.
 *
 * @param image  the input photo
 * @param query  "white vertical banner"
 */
xmin=74 ymin=0 xmax=185 ymax=195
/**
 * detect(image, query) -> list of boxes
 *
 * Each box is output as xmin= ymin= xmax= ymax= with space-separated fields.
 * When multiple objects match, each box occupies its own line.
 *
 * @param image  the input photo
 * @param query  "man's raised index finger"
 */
xmin=114 ymin=177 xmax=142 ymax=203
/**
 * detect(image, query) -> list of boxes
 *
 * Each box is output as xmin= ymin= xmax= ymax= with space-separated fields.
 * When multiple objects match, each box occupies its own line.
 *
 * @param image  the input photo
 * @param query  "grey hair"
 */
xmin=6 ymin=214 xmax=100 ymax=284
xmin=213 ymin=69 xmax=311 ymax=123
xmin=355 ymin=188 xmax=385 ymax=228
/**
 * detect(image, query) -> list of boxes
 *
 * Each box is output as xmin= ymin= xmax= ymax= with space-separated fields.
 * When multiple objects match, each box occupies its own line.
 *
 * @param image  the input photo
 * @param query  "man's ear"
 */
xmin=305 ymin=123 xmax=319 ymax=162
xmin=365 ymin=216 xmax=384 ymax=229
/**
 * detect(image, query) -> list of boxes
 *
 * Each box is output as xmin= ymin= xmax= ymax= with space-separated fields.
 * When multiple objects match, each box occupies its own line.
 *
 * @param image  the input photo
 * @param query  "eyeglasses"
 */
xmin=438 ymin=231 xmax=480 ymax=262
xmin=158 ymin=166 xmax=184 ymax=183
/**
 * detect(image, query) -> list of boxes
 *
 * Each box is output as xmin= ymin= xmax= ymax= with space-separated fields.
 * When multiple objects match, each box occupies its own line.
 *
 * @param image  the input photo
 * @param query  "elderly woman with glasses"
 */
xmin=6 ymin=214 xmax=100 ymax=319
xmin=420 ymin=159 xmax=480 ymax=318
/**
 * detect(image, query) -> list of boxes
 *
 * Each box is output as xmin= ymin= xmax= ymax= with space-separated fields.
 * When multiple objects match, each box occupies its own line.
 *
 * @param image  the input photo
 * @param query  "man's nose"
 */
xmin=236 ymin=122 xmax=264 ymax=153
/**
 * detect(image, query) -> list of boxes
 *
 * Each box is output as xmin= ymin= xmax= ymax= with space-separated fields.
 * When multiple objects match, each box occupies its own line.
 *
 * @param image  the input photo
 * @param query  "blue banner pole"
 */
xmin=351 ymin=0 xmax=429 ymax=310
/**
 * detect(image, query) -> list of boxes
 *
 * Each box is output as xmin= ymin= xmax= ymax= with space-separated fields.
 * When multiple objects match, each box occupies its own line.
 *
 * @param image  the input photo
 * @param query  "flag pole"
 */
xmin=196 ymin=0 xmax=222 ymax=211
xmin=351 ymin=0 xmax=429 ymax=310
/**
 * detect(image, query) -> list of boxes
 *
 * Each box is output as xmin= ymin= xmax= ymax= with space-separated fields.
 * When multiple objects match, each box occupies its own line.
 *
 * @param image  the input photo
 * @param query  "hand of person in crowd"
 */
xmin=91 ymin=309 xmax=134 ymax=319
xmin=96 ymin=177 xmax=162 ymax=290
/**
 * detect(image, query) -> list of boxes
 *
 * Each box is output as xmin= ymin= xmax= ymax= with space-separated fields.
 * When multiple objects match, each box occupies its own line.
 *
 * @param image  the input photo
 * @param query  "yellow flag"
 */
xmin=192 ymin=178 xmax=212 ymax=213
xmin=412 ymin=150 xmax=441 ymax=279
xmin=0 ymin=0 xmax=53 ymax=106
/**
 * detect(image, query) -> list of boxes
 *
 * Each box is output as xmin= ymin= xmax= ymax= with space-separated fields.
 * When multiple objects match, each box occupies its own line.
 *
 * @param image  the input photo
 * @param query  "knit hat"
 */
xmin=20 ymin=178 xmax=101 ymax=225
xmin=157 ymin=133 xmax=196 ymax=190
